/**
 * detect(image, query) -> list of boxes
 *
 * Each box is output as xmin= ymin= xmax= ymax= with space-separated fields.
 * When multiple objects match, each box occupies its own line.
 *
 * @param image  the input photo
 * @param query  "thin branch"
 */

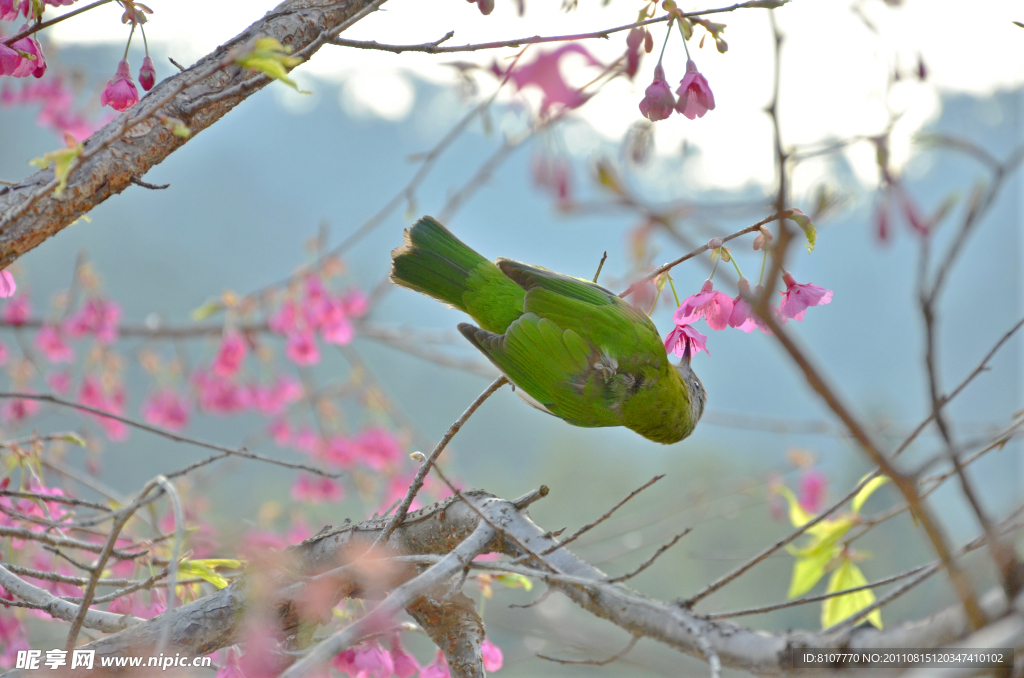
xmin=129 ymin=177 xmax=170 ymax=190
xmin=329 ymin=2 xmax=777 ymax=54
xmin=2 ymin=0 xmax=114 ymax=45
xmin=706 ymin=563 xmax=934 ymax=620
xmin=0 ymin=392 xmax=337 ymax=478
xmin=604 ymin=528 xmax=692 ymax=584
xmin=538 ymin=635 xmax=639 ymax=666
xmin=617 ymin=211 xmax=795 ymax=299
xmin=373 ymin=376 xmax=507 ymax=548
xmin=539 ymin=475 xmax=663 ymax=558
xmin=592 ymin=251 xmax=608 ymax=283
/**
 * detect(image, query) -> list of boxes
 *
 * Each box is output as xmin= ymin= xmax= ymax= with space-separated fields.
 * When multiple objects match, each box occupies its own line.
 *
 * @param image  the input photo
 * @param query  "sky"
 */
xmin=48 ymin=0 xmax=1024 ymax=193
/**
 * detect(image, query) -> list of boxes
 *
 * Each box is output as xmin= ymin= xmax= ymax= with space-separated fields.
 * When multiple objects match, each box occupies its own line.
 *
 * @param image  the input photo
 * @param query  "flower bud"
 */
xmin=410 ymin=451 xmax=426 ymax=462
xmin=715 ymin=38 xmax=728 ymax=53
xmin=707 ymin=237 xmax=723 ymax=249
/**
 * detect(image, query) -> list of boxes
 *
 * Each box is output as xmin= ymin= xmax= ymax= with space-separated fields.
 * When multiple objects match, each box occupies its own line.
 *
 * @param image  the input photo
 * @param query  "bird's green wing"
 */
xmin=496 ymin=258 xmax=666 ymax=360
xmin=459 ymin=315 xmax=622 ymax=427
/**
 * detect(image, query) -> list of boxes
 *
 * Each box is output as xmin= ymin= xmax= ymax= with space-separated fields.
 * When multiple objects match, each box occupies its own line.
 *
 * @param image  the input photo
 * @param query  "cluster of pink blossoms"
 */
xmin=640 ymin=60 xmax=715 ymax=122
xmin=269 ymin=276 xmax=368 ymax=365
xmin=664 ymin=274 xmax=832 ymax=359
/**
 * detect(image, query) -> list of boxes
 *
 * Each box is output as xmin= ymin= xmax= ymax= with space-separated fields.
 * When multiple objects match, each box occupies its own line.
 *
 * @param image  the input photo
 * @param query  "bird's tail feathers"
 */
xmin=390 ymin=216 xmax=489 ymax=313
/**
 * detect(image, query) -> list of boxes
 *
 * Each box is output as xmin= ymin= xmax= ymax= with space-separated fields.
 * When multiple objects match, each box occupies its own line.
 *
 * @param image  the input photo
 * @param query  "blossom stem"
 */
xmin=677 ymin=20 xmax=692 ymax=59
xmin=648 ymin=284 xmax=663 ymax=315
xmin=729 ymin=254 xmax=744 ymax=280
xmin=141 ymin=23 xmax=149 ymax=56
xmin=657 ymin=17 xmax=673 ymax=66
xmin=667 ymin=275 xmax=681 ymax=306
xmin=123 ymin=23 xmax=135 ymax=61
xmin=758 ymin=248 xmax=767 ymax=285
xmin=708 ymin=252 xmax=721 ymax=280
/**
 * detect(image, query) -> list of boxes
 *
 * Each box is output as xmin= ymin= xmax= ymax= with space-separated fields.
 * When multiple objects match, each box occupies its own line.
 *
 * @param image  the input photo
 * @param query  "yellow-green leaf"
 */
xmin=190 ymin=299 xmax=221 ymax=321
xmin=29 ymin=137 xmax=83 ymax=197
xmin=788 ymin=547 xmax=834 ymax=598
xmin=177 ymin=559 xmax=241 ymax=589
xmin=235 ymin=37 xmax=304 ymax=91
xmin=776 ymin=485 xmax=813 ymax=528
xmin=788 ymin=209 xmax=816 ymax=252
xmin=851 ymin=475 xmax=889 ymax=514
xmin=821 ymin=558 xmax=882 ymax=629
xmin=60 ymin=433 xmax=87 ymax=447
xmin=493 ymin=573 xmax=533 ymax=592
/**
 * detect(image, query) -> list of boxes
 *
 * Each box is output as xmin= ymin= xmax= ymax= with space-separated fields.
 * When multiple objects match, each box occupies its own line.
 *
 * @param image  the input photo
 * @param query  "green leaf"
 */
xmin=177 ymin=559 xmax=242 ymax=589
xmin=788 ymin=210 xmax=816 ymax=252
xmin=776 ymin=485 xmax=813 ymax=528
xmin=60 ymin=433 xmax=87 ymax=447
xmin=235 ymin=37 xmax=304 ymax=90
xmin=821 ymin=558 xmax=882 ymax=629
xmin=190 ymin=299 xmax=221 ymax=321
xmin=29 ymin=135 xmax=83 ymax=197
xmin=493 ymin=573 xmax=533 ymax=592
xmin=788 ymin=546 xmax=834 ymax=598
xmin=852 ymin=475 xmax=889 ymax=514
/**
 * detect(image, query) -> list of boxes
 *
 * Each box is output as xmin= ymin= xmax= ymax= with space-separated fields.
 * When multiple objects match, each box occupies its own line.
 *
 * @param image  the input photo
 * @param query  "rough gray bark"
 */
xmin=408 ymin=592 xmax=485 ymax=678
xmin=0 ymin=0 xmax=381 ymax=268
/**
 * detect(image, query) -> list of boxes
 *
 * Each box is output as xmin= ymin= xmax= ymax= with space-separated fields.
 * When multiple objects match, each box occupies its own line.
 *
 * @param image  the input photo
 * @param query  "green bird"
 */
xmin=390 ymin=216 xmax=706 ymax=444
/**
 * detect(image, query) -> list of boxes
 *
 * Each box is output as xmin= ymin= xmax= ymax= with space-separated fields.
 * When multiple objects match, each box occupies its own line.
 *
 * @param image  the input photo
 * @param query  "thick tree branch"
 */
xmin=0 ymin=0 xmax=382 ymax=268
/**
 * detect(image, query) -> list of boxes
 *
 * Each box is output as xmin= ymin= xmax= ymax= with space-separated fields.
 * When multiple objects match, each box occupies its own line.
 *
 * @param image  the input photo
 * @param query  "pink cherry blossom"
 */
xmin=141 ymin=389 xmax=190 ymax=431
xmin=267 ymin=419 xmax=291 ymax=447
xmin=674 ymin=279 xmax=734 ymax=330
xmin=35 ymin=325 xmax=74 ymax=363
xmin=799 ymin=467 xmax=827 ymax=514
xmin=2 ymin=295 xmax=29 ymax=324
xmin=503 ymin=44 xmax=603 ymax=113
xmin=639 ymin=64 xmax=675 ymax=122
xmin=664 ymin=322 xmax=709 ymax=358
xmin=419 ymin=650 xmax=450 ymax=678
xmin=625 ymin=26 xmax=646 ymax=79
xmin=341 ymin=288 xmax=368 ymax=317
xmin=100 ymin=59 xmax=139 ymax=112
xmin=285 ymin=330 xmax=319 ymax=365
xmin=0 ymin=0 xmax=29 ymax=22
xmin=355 ymin=427 xmax=402 ymax=470
xmin=320 ymin=434 xmax=356 ymax=467
xmin=192 ymin=369 xmax=250 ymax=414
xmin=481 ymin=639 xmax=503 ymax=672
xmin=0 ymin=341 xmax=6 ymax=366
xmin=215 ymin=648 xmax=245 ymax=678
xmin=46 ymin=370 xmax=71 ymax=394
xmin=249 ymin=376 xmax=302 ymax=415
xmin=268 ymin=299 xmax=298 ymax=334
xmin=321 ymin=314 xmax=353 ymax=345
xmin=728 ymin=278 xmax=768 ymax=334
xmin=0 ymin=271 xmax=14 ymax=297
xmin=290 ymin=474 xmax=343 ymax=504
xmin=6 ymin=30 xmax=46 ymax=78
xmin=0 ymin=397 xmax=38 ymax=424
xmin=353 ymin=643 xmax=394 ymax=677
xmin=675 ymin=59 xmax=715 ymax=120
xmin=138 ymin=55 xmax=156 ymax=91
xmin=0 ymin=43 xmax=21 ymax=76
xmin=0 ymin=614 xmax=29 ymax=669
xmin=65 ymin=297 xmax=121 ymax=343
xmin=292 ymin=427 xmax=318 ymax=455
xmin=213 ymin=329 xmax=247 ymax=377
xmin=779 ymin=273 xmax=833 ymax=321
xmin=390 ymin=636 xmax=421 ymax=678
xmin=531 ymin=152 xmax=572 ymax=204
xmin=79 ymin=376 xmax=128 ymax=441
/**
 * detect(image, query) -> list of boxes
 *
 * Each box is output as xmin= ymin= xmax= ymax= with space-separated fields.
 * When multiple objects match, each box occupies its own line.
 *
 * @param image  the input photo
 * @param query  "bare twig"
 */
xmin=0 ymin=392 xmax=337 ymax=478
xmin=538 ymin=635 xmax=639 ymax=666
xmin=605 ymin=528 xmax=692 ymax=584
xmin=373 ymin=376 xmax=507 ymax=547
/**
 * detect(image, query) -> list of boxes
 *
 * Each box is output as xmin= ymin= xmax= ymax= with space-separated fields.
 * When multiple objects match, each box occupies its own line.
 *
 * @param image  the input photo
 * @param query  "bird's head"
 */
xmin=673 ymin=353 xmax=707 ymax=425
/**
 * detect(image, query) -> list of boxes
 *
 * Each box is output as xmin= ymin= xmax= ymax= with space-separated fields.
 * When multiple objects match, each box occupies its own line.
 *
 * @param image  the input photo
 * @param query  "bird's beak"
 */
xmin=682 ymin=343 xmax=692 ymax=366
